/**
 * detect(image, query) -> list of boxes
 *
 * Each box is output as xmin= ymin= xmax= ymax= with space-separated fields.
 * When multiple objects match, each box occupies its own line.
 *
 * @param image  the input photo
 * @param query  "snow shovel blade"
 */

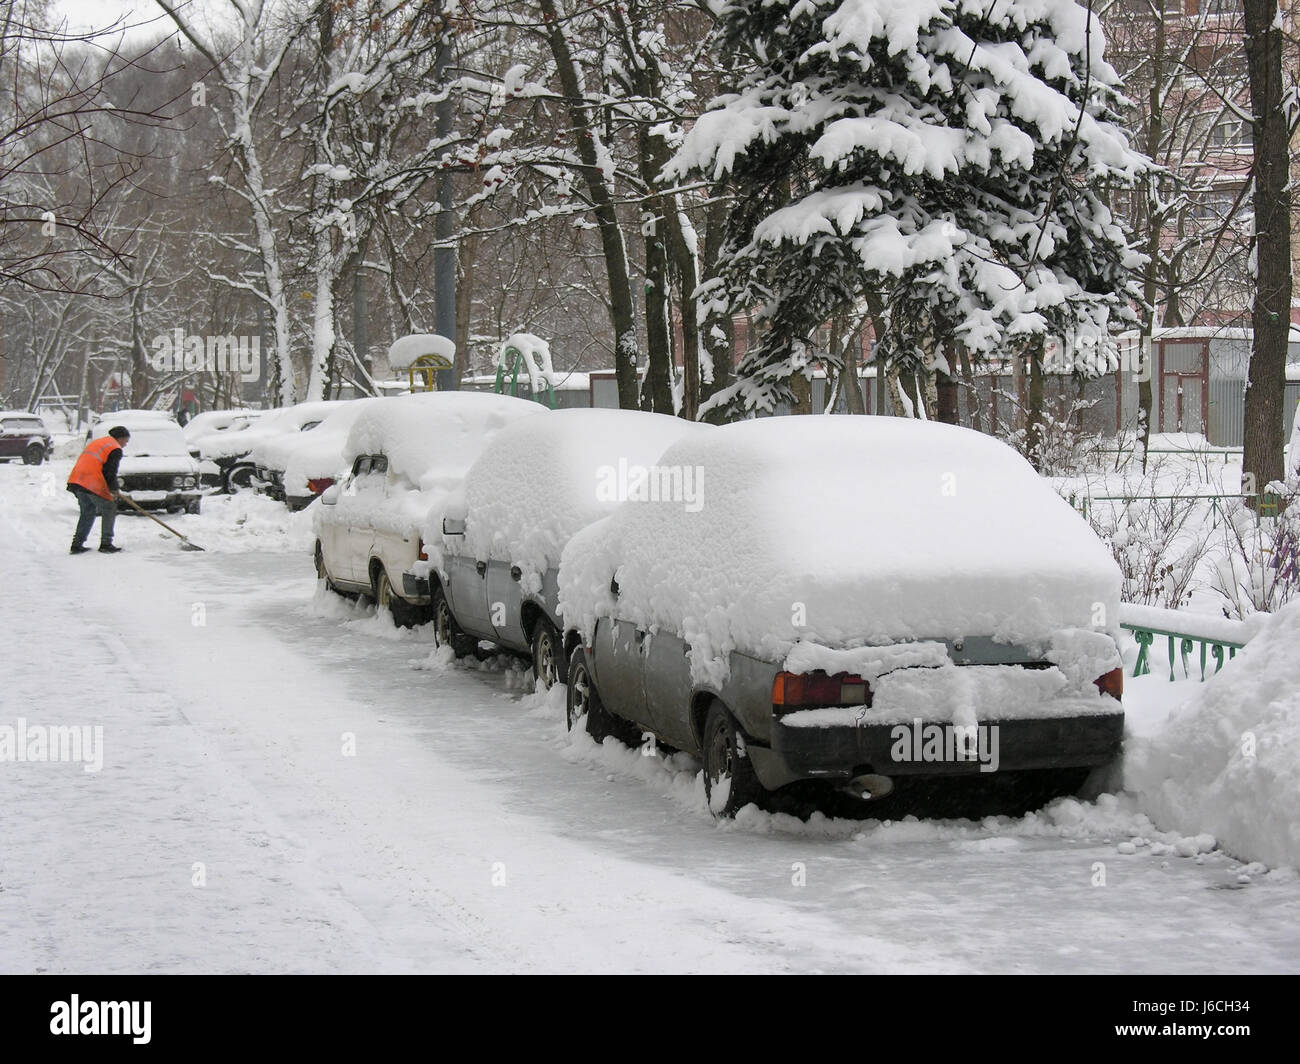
xmin=119 ymin=494 xmax=206 ymax=551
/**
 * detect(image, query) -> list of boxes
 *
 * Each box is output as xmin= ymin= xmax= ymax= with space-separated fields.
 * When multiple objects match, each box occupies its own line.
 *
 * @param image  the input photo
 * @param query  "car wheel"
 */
xmin=315 ymin=541 xmax=342 ymax=596
xmin=22 ymin=444 xmax=44 ymax=465
xmin=224 ymin=464 xmax=256 ymax=494
xmin=432 ymin=585 xmax=476 ymax=657
xmin=531 ymin=617 xmax=562 ymax=689
xmin=702 ymin=701 xmax=766 ymax=818
xmin=375 ymin=566 xmax=421 ymax=628
xmin=566 ymin=646 xmax=641 ymax=745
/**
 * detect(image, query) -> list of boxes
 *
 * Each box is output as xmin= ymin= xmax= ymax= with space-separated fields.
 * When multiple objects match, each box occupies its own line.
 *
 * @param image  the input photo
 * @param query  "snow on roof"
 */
xmin=387 ymin=333 xmax=455 ymax=371
xmin=558 ymin=416 xmax=1121 ymax=687
xmin=344 ymin=390 xmax=549 ymax=493
xmin=459 ymin=409 xmax=711 ymax=578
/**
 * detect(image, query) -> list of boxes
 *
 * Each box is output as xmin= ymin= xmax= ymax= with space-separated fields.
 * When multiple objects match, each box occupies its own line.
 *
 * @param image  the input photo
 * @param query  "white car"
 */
xmin=313 ymin=392 xmax=548 ymax=625
xmin=88 ymin=413 xmax=203 ymax=514
xmin=202 ymin=400 xmax=346 ymax=496
xmin=435 ymin=408 xmax=710 ymax=684
xmin=558 ymin=416 xmax=1126 ymax=818
xmin=183 ymin=409 xmax=264 ymax=487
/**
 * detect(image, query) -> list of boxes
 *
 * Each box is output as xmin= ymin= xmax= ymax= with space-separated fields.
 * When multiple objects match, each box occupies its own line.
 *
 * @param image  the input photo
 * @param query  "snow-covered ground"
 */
xmin=1 ymin=460 xmax=1297 ymax=973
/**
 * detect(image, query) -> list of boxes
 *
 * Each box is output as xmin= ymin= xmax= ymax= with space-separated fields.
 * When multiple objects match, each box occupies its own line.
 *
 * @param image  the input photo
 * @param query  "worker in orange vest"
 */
xmin=67 ymin=426 xmax=130 ymax=554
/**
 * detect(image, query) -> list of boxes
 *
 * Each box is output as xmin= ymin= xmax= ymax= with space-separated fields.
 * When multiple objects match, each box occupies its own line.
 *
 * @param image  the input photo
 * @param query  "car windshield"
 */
xmin=116 ymin=426 xmax=189 ymax=457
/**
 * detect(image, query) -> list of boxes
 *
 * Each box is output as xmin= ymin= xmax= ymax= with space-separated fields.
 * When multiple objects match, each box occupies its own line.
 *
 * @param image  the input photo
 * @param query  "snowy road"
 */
xmin=1 ymin=463 xmax=1297 ymax=973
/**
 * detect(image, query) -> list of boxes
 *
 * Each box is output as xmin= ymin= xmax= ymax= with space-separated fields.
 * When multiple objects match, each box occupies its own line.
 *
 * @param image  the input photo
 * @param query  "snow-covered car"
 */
xmin=558 ymin=416 xmax=1126 ymax=818
xmin=253 ymin=399 xmax=377 ymax=510
xmin=314 ymin=392 xmax=547 ymax=624
xmin=195 ymin=400 xmax=344 ymax=495
xmin=88 ymin=413 xmax=203 ymax=514
xmin=183 ymin=409 xmax=264 ymax=486
xmin=435 ymin=409 xmax=710 ymax=684
xmin=0 ymin=411 xmax=53 ymax=464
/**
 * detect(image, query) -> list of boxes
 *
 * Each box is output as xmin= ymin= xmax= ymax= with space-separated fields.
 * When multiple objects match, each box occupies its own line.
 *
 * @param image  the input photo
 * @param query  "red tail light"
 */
xmin=417 ymin=538 xmax=428 ymax=562
xmin=772 ymin=671 xmax=870 ymax=709
xmin=1094 ymin=667 xmax=1123 ymax=701
xmin=307 ymin=477 xmax=335 ymax=495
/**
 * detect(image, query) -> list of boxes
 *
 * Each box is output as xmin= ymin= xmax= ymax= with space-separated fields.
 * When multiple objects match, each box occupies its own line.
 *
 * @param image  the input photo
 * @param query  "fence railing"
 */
xmin=1118 ymin=603 xmax=1251 ymax=682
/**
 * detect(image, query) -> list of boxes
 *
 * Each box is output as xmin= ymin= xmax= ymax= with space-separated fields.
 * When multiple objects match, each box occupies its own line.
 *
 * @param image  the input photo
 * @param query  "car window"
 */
xmin=300 ymin=421 xmax=322 ymax=432
xmin=371 ymin=454 xmax=388 ymax=475
xmin=352 ymin=456 xmax=372 ymax=476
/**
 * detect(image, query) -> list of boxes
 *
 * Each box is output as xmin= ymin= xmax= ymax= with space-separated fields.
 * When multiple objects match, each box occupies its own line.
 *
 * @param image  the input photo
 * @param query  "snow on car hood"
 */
xmin=120 ymin=455 xmax=201 ymax=476
xmin=558 ymin=416 xmax=1122 ymax=686
xmin=458 ymin=408 xmax=711 ymax=586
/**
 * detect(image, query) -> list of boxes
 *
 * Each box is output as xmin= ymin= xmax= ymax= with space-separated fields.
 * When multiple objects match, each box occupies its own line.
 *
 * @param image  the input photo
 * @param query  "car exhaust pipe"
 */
xmin=841 ymin=774 xmax=894 ymax=801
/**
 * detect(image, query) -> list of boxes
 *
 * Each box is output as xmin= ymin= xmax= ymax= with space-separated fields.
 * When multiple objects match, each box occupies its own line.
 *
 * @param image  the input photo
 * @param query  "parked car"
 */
xmin=194 ymin=401 xmax=342 ymax=494
xmin=253 ymin=399 xmax=376 ymax=510
xmin=434 ymin=409 xmax=710 ymax=684
xmin=0 ymin=411 xmax=53 ymax=464
xmin=183 ymin=409 xmax=264 ymax=487
xmin=88 ymin=413 xmax=203 ymax=514
xmin=314 ymin=392 xmax=548 ymax=624
xmin=557 ymin=416 xmax=1126 ymax=818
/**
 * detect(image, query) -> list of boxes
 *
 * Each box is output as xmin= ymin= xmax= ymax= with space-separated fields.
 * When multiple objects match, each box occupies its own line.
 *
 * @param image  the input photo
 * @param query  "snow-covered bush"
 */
xmin=1210 ymin=479 xmax=1300 ymax=619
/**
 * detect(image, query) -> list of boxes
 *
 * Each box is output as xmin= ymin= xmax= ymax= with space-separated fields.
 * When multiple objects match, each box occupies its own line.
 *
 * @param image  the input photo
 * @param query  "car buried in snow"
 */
xmin=88 ymin=413 xmax=203 ymax=514
xmin=313 ymin=392 xmax=548 ymax=625
xmin=432 ymin=408 xmax=710 ymax=684
xmin=0 ymin=411 xmax=53 ymax=464
xmin=192 ymin=400 xmax=343 ymax=494
xmin=250 ymin=400 xmax=374 ymax=509
xmin=557 ymin=416 xmax=1127 ymax=819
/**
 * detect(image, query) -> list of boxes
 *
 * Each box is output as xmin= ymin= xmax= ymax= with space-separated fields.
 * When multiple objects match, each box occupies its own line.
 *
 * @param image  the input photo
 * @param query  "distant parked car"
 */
xmin=558 ymin=417 xmax=1126 ymax=818
xmin=88 ymin=413 xmax=202 ymax=514
xmin=183 ymin=409 xmax=264 ymax=487
xmin=194 ymin=401 xmax=342 ymax=494
xmin=0 ymin=411 xmax=53 ymax=464
xmin=314 ymin=392 xmax=547 ymax=625
xmin=435 ymin=409 xmax=709 ymax=684
xmin=254 ymin=399 xmax=376 ymax=510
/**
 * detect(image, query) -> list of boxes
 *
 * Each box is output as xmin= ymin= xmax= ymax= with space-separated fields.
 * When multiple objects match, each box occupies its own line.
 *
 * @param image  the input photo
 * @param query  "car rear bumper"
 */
xmin=769 ymin=709 xmax=1124 ymax=780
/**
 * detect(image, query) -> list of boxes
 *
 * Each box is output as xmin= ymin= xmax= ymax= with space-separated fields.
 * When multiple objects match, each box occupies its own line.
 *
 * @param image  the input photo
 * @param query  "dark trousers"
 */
xmin=72 ymin=487 xmax=117 ymax=548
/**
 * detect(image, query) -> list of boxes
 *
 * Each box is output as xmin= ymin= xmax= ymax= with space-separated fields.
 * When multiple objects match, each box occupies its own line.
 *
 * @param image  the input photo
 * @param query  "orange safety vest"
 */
xmin=68 ymin=436 xmax=122 ymax=500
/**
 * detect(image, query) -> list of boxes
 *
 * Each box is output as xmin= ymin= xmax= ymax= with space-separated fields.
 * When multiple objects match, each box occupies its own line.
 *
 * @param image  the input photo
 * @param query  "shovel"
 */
xmin=119 ymin=494 xmax=206 ymax=551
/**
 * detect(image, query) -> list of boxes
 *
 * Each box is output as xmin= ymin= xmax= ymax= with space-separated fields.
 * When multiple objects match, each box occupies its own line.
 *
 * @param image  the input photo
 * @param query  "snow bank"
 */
xmin=459 ymin=409 xmax=710 ymax=587
xmin=559 ymin=417 xmax=1121 ymax=686
xmin=1124 ymin=600 xmax=1300 ymax=869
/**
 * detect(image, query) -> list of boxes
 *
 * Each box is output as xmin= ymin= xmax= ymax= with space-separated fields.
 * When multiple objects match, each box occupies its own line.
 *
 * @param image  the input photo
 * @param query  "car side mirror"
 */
xmin=442 ymin=516 xmax=466 ymax=535
xmin=321 ymin=485 xmax=341 ymax=506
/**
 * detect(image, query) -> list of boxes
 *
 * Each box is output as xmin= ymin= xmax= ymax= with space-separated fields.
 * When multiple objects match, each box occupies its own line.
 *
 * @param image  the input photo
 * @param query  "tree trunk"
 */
xmin=959 ymin=346 xmax=980 ymax=433
xmin=936 ymin=345 xmax=960 ymax=424
xmin=1026 ymin=343 xmax=1045 ymax=470
xmin=1242 ymin=0 xmax=1291 ymax=496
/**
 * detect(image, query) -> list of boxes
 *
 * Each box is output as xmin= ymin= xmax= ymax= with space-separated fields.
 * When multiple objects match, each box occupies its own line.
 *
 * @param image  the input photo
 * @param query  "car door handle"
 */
xmin=510 ymin=566 xmax=521 ymax=581
xmin=476 ymin=561 xmax=487 ymax=577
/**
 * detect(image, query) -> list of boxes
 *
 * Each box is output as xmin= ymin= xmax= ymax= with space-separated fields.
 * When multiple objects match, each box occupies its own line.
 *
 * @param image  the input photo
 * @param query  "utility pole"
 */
xmin=434 ymin=25 xmax=457 ymax=392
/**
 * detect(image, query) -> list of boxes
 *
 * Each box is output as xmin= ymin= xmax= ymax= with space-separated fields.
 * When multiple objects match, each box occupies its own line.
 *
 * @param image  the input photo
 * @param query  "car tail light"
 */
xmin=417 ymin=538 xmax=428 ymax=562
xmin=307 ymin=477 xmax=335 ymax=495
xmin=1094 ymin=667 xmax=1123 ymax=701
xmin=772 ymin=671 xmax=870 ymax=710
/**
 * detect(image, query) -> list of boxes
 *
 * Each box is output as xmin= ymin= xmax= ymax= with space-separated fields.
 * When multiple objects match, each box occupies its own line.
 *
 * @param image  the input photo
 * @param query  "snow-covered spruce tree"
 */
xmin=667 ymin=0 xmax=1150 ymax=420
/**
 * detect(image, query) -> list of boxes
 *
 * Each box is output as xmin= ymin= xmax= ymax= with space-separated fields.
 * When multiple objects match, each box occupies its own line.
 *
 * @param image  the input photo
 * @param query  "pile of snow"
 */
xmin=498 ymin=333 xmax=557 ymax=394
xmin=387 ymin=334 xmax=455 ymax=372
xmin=559 ymin=417 xmax=1121 ymax=687
xmin=319 ymin=392 xmax=547 ymax=543
xmin=1124 ymin=600 xmax=1300 ymax=869
xmin=456 ymin=409 xmax=710 ymax=589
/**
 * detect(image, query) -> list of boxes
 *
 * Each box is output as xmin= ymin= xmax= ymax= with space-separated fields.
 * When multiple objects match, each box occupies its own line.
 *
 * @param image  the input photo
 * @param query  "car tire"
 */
xmin=432 ymin=584 xmax=476 ymax=657
xmin=315 ymin=541 xmax=342 ymax=596
xmin=565 ymin=646 xmax=640 ymax=745
xmin=22 ymin=444 xmax=44 ymax=465
xmin=531 ymin=617 xmax=562 ymax=689
xmin=224 ymin=464 xmax=256 ymax=494
xmin=702 ymin=700 xmax=766 ymax=818
xmin=375 ymin=566 xmax=421 ymax=628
